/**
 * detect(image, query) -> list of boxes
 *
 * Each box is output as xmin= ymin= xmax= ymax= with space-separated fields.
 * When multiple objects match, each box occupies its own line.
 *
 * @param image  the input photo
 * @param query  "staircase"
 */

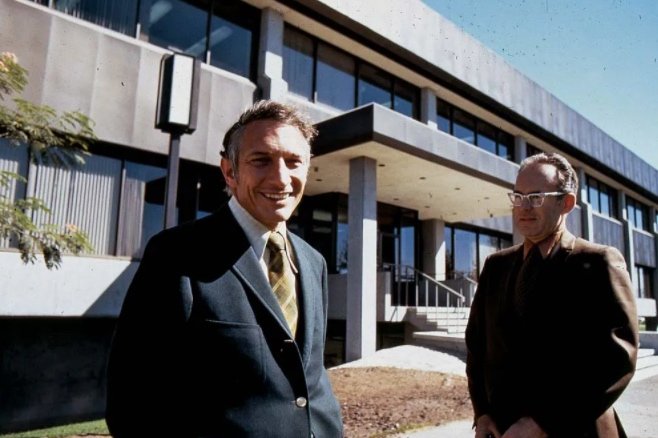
xmin=406 ymin=307 xmax=470 ymax=353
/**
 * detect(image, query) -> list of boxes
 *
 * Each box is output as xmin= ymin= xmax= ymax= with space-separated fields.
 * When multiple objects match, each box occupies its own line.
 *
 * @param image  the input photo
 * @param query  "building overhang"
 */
xmin=307 ymin=104 xmax=519 ymax=222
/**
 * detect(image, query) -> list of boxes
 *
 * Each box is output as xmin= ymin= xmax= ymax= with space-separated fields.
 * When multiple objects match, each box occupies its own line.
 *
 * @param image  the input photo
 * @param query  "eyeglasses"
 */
xmin=507 ymin=191 xmax=566 ymax=208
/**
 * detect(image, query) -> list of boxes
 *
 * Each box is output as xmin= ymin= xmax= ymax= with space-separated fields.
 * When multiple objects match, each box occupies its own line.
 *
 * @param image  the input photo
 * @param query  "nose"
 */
xmin=270 ymin=158 xmax=292 ymax=187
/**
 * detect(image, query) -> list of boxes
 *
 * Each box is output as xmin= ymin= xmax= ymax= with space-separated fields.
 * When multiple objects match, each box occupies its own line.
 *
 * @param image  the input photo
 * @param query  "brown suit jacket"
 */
xmin=466 ymin=231 xmax=638 ymax=437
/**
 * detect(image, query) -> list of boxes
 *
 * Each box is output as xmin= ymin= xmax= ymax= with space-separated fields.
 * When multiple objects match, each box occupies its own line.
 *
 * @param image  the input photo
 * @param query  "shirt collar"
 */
xmin=228 ymin=197 xmax=287 ymax=261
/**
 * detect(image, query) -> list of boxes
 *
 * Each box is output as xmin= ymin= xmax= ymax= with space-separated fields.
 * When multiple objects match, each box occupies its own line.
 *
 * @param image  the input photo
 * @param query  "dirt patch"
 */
xmin=329 ymin=367 xmax=472 ymax=437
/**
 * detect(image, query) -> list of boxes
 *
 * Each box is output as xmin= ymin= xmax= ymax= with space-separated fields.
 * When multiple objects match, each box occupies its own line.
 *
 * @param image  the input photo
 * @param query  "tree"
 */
xmin=0 ymin=51 xmax=96 ymax=268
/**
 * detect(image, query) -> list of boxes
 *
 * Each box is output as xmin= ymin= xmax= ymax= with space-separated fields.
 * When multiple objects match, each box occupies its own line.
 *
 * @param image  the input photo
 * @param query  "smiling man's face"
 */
xmin=221 ymin=119 xmax=310 ymax=230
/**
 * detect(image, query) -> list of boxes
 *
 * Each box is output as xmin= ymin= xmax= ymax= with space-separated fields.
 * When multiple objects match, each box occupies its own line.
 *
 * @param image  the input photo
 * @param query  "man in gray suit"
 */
xmin=466 ymin=152 xmax=638 ymax=437
xmin=106 ymin=100 xmax=343 ymax=437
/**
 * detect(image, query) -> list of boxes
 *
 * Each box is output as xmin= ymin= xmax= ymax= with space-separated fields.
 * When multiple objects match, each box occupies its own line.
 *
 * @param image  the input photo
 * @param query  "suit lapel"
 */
xmin=289 ymin=234 xmax=316 ymax=367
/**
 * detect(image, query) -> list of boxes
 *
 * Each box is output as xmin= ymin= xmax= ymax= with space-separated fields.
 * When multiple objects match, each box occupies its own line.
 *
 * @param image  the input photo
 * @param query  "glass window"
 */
xmin=626 ymin=197 xmax=649 ymax=231
xmin=526 ymin=143 xmax=542 ymax=157
xmin=316 ymin=43 xmax=355 ymax=111
xmin=283 ymin=27 xmax=314 ymax=101
xmin=53 ymin=0 xmax=139 ymax=36
xmin=142 ymin=0 xmax=210 ymax=60
xmin=587 ymin=177 xmax=600 ymax=213
xmin=393 ymin=80 xmax=418 ymax=118
xmin=358 ymin=64 xmax=392 ymax=108
xmin=497 ymin=131 xmax=514 ymax=161
xmin=636 ymin=265 xmax=654 ymax=299
xmin=452 ymin=108 xmax=475 ymax=144
xmin=118 ymin=162 xmax=167 ymax=258
xmin=336 ymin=208 xmax=348 ymax=274
xmin=208 ymin=0 xmax=258 ymax=78
xmin=30 ymin=155 xmax=122 ymax=256
xmin=476 ymin=121 xmax=497 ymax=155
xmin=454 ymin=229 xmax=477 ymax=280
xmin=444 ymin=225 xmax=454 ymax=278
xmin=435 ymin=99 xmax=451 ymax=133
xmin=478 ymin=234 xmax=498 ymax=275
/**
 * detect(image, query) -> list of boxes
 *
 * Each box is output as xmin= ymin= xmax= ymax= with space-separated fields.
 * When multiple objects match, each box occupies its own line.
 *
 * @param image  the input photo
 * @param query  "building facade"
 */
xmin=1 ymin=0 xmax=657 ymax=431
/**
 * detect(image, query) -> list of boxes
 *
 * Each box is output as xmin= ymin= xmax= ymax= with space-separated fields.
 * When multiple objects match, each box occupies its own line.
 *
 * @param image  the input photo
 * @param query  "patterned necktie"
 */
xmin=267 ymin=231 xmax=298 ymax=336
xmin=515 ymin=244 xmax=543 ymax=316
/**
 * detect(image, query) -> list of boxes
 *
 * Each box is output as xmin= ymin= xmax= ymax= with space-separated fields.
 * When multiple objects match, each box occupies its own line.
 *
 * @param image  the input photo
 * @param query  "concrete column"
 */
xmin=619 ymin=191 xmax=636 ymax=286
xmin=576 ymin=167 xmax=594 ymax=242
xmin=257 ymin=8 xmax=288 ymax=101
xmin=421 ymin=219 xmax=446 ymax=280
xmin=420 ymin=88 xmax=437 ymax=130
xmin=346 ymin=157 xmax=377 ymax=362
xmin=514 ymin=135 xmax=527 ymax=164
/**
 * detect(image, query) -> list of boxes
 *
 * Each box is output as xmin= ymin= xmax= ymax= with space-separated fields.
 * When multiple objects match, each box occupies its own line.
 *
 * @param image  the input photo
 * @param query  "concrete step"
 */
xmin=637 ymin=348 xmax=655 ymax=359
xmin=424 ymin=318 xmax=469 ymax=326
xmin=632 ymin=353 xmax=658 ymax=383
xmin=411 ymin=331 xmax=466 ymax=354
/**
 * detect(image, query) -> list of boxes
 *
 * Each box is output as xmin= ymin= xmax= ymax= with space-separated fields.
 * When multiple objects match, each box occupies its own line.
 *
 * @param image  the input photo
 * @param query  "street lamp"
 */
xmin=155 ymin=53 xmax=200 ymax=228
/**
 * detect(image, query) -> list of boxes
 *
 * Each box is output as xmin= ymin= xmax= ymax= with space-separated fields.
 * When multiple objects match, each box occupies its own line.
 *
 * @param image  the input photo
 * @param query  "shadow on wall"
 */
xmin=0 ymin=263 xmax=138 ymax=434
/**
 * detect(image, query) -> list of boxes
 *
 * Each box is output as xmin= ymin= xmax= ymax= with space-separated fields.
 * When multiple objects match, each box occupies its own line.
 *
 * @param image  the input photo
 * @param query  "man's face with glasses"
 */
xmin=512 ymin=163 xmax=575 ymax=243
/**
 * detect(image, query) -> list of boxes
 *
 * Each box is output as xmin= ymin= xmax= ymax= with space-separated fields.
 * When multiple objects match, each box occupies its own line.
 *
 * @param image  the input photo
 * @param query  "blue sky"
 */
xmin=422 ymin=0 xmax=658 ymax=170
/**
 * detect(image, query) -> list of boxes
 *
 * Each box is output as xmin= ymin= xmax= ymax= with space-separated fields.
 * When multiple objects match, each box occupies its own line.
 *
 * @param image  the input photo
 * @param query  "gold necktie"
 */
xmin=267 ymin=231 xmax=298 ymax=336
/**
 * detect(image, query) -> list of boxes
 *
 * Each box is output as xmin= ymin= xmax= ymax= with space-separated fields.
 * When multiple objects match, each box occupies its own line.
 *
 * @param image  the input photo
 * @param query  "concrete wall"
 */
xmin=1 ymin=0 xmax=255 ymax=166
xmin=592 ymin=213 xmax=625 ymax=253
xmin=0 ymin=317 xmax=115 ymax=433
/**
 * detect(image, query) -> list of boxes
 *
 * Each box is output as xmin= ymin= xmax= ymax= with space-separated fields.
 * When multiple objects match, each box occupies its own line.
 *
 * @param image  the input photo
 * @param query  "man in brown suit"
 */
xmin=466 ymin=152 xmax=638 ymax=437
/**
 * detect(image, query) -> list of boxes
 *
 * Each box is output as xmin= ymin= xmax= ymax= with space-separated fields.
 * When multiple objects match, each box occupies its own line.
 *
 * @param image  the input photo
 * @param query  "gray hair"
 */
xmin=519 ymin=152 xmax=579 ymax=193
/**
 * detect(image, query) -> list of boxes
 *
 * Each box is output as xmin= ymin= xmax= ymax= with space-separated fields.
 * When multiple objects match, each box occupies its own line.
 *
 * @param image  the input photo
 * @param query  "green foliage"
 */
xmin=0 ymin=51 xmax=96 ymax=268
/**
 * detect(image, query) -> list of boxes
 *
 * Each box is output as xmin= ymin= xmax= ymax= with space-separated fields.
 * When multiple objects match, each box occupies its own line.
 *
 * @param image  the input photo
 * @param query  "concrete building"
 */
xmin=0 ymin=0 xmax=656 ymax=431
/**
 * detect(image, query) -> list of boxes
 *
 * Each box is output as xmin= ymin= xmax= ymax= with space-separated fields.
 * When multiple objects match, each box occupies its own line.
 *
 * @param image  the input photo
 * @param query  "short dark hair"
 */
xmin=221 ymin=100 xmax=317 ymax=172
xmin=519 ymin=152 xmax=579 ymax=193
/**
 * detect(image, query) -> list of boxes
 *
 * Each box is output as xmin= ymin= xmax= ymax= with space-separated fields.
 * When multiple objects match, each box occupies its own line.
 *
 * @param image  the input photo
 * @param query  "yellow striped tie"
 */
xmin=267 ymin=232 xmax=298 ymax=336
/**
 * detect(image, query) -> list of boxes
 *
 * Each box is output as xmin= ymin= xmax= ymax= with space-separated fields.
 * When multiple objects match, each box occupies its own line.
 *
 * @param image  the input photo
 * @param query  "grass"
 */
xmin=0 ymin=420 xmax=109 ymax=438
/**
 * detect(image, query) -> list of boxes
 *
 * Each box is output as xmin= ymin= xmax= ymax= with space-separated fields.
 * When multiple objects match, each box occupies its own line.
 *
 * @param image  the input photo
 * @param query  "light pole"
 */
xmin=155 ymin=53 xmax=200 ymax=228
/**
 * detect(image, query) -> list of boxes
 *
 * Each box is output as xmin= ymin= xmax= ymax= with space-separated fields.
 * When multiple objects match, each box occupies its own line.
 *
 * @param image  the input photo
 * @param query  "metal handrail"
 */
xmin=381 ymin=262 xmax=466 ymax=309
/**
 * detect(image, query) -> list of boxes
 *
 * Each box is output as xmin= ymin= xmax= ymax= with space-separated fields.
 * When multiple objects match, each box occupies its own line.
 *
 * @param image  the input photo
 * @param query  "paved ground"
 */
xmin=398 ymin=373 xmax=658 ymax=438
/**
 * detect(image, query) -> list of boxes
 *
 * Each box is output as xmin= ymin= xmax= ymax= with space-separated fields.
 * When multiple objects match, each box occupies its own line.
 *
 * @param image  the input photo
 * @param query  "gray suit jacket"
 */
xmin=106 ymin=203 xmax=343 ymax=437
xmin=466 ymin=231 xmax=638 ymax=437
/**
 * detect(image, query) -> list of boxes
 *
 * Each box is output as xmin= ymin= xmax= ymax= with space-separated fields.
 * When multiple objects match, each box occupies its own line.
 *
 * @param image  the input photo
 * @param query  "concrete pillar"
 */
xmin=420 ymin=88 xmax=437 ymax=130
xmin=257 ymin=8 xmax=288 ymax=101
xmin=619 ymin=191 xmax=636 ymax=286
xmin=346 ymin=157 xmax=377 ymax=362
xmin=576 ymin=167 xmax=594 ymax=242
xmin=514 ymin=135 xmax=527 ymax=164
xmin=421 ymin=219 xmax=446 ymax=280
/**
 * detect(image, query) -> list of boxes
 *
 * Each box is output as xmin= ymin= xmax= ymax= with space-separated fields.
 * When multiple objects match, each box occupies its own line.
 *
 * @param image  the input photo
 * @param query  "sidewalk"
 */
xmin=398 ymin=373 xmax=658 ymax=438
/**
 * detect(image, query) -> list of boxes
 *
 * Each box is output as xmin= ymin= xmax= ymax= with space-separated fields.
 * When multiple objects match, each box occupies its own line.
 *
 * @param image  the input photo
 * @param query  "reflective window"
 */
xmin=526 ymin=143 xmax=542 ymax=158
xmin=452 ymin=109 xmax=475 ymax=144
xmin=635 ymin=265 xmax=654 ymax=299
xmin=316 ymin=43 xmax=355 ymax=111
xmin=476 ymin=121 xmax=497 ymax=155
xmin=143 ymin=0 xmax=209 ymax=60
xmin=393 ymin=80 xmax=419 ymax=119
xmin=283 ymin=27 xmax=314 ymax=101
xmin=454 ymin=229 xmax=477 ymax=280
xmin=358 ymin=64 xmax=392 ymax=108
xmin=497 ymin=131 xmax=514 ymax=161
xmin=53 ymin=0 xmax=139 ymax=36
xmin=586 ymin=176 xmax=618 ymax=219
xmin=478 ymin=234 xmax=499 ymax=274
xmin=208 ymin=1 xmax=258 ymax=78
xmin=626 ymin=196 xmax=649 ymax=231
xmin=445 ymin=225 xmax=512 ymax=280
xmin=435 ymin=99 xmax=451 ymax=133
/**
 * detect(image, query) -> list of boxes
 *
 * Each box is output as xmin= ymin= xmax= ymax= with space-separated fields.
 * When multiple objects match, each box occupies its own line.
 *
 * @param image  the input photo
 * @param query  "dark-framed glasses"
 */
xmin=508 ymin=191 xmax=566 ymax=208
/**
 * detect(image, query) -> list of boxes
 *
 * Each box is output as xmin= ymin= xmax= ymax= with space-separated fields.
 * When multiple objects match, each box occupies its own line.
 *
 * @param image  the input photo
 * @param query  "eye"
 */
xmin=528 ymin=194 xmax=542 ymax=202
xmin=286 ymin=158 xmax=304 ymax=168
xmin=250 ymin=157 xmax=270 ymax=167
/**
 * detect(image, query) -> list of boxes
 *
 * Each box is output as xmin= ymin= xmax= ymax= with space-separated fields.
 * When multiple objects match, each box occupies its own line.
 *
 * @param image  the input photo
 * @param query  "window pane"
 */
xmin=358 ymin=64 xmax=392 ymax=108
xmin=208 ymin=1 xmax=258 ymax=78
xmin=30 ymin=155 xmax=122 ymax=256
xmin=54 ymin=0 xmax=139 ymax=36
xmin=452 ymin=108 xmax=475 ymax=144
xmin=393 ymin=80 xmax=418 ymax=118
xmin=143 ymin=0 xmax=209 ymax=60
xmin=497 ymin=131 xmax=514 ymax=161
xmin=476 ymin=121 xmax=497 ymax=154
xmin=316 ymin=43 xmax=355 ymax=110
xmin=283 ymin=27 xmax=314 ymax=100
xmin=444 ymin=226 xmax=454 ymax=278
xmin=118 ymin=162 xmax=167 ymax=258
xmin=587 ymin=178 xmax=600 ymax=213
xmin=336 ymin=207 xmax=348 ymax=274
xmin=600 ymin=186 xmax=610 ymax=216
xmin=478 ymin=234 xmax=498 ymax=277
xmin=454 ymin=229 xmax=477 ymax=280
xmin=436 ymin=99 xmax=451 ymax=133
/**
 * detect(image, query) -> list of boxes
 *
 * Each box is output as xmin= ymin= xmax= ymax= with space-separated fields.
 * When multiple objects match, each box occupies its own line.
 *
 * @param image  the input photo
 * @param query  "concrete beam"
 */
xmin=258 ymin=8 xmax=288 ymax=100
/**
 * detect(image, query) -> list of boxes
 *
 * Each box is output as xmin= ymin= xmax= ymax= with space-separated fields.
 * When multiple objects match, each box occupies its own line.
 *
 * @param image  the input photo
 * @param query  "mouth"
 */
xmin=262 ymin=193 xmax=291 ymax=201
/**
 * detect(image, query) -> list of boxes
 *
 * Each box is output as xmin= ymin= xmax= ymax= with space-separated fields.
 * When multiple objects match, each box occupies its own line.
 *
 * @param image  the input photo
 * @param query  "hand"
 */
xmin=474 ymin=414 xmax=501 ymax=438
xmin=501 ymin=417 xmax=547 ymax=438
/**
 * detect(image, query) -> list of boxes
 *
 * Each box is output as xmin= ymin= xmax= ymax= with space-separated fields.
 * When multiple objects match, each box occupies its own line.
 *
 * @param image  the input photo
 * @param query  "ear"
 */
xmin=561 ymin=192 xmax=577 ymax=214
xmin=220 ymin=157 xmax=237 ymax=192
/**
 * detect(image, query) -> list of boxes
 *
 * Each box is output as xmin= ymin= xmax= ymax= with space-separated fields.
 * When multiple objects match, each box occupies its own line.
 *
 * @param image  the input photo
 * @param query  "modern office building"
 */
xmin=1 ymin=0 xmax=656 ymax=431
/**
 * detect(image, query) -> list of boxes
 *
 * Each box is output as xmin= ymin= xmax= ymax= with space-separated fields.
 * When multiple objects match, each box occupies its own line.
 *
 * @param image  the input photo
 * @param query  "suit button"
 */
xmin=295 ymin=397 xmax=307 ymax=408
